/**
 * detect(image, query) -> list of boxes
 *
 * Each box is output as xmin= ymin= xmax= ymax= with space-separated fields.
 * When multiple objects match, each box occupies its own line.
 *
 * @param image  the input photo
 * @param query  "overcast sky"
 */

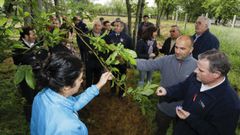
xmin=90 ymin=0 xmax=156 ymax=7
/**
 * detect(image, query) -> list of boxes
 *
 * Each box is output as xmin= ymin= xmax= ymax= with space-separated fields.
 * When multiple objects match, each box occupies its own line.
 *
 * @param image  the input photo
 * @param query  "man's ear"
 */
xmin=189 ymin=47 xmax=194 ymax=53
xmin=213 ymin=71 xmax=221 ymax=79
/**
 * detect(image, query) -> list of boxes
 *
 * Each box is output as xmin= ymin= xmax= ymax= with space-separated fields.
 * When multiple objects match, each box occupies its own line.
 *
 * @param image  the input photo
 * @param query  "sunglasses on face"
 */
xmin=170 ymin=30 xmax=175 ymax=33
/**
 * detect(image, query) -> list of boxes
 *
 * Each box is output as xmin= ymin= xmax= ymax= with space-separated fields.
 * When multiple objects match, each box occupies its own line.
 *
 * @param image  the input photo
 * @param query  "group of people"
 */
xmin=12 ymin=14 xmax=240 ymax=135
xmin=137 ymin=16 xmax=239 ymax=135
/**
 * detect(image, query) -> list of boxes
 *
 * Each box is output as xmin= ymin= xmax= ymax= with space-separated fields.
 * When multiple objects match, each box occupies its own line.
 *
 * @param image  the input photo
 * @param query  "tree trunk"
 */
xmin=24 ymin=0 xmax=33 ymax=26
xmin=38 ymin=0 xmax=43 ymax=11
xmin=155 ymin=0 xmax=161 ymax=36
xmin=132 ymin=0 xmax=143 ymax=49
xmin=138 ymin=0 xmax=145 ymax=24
xmin=3 ymin=0 xmax=15 ymax=17
xmin=54 ymin=0 xmax=60 ymax=18
xmin=126 ymin=0 xmax=132 ymax=37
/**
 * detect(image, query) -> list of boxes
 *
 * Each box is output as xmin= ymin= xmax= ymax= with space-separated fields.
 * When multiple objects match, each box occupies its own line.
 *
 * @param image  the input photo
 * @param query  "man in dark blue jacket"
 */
xmin=192 ymin=16 xmax=219 ymax=59
xmin=83 ymin=20 xmax=109 ymax=88
xmin=108 ymin=20 xmax=133 ymax=97
xmin=156 ymin=49 xmax=240 ymax=135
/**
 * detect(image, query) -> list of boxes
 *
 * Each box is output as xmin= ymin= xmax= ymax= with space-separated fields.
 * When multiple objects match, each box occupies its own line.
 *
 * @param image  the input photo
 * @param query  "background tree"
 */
xmin=126 ymin=0 xmax=132 ymax=36
xmin=109 ymin=0 xmax=126 ymax=15
xmin=212 ymin=0 xmax=240 ymax=25
xmin=155 ymin=0 xmax=162 ymax=36
xmin=132 ymin=0 xmax=145 ymax=49
xmin=138 ymin=0 xmax=145 ymax=24
xmin=178 ymin=0 xmax=206 ymax=21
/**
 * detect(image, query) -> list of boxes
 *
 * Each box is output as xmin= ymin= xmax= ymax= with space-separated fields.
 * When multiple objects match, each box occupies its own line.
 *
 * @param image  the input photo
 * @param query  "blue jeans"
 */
xmin=138 ymin=70 xmax=152 ymax=86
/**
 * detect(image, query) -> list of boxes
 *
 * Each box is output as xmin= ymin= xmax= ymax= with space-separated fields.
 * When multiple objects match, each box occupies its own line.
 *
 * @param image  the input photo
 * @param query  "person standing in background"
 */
xmin=192 ymin=16 xmax=219 ymax=59
xmin=136 ymin=26 xmax=159 ymax=86
xmin=159 ymin=25 xmax=181 ymax=55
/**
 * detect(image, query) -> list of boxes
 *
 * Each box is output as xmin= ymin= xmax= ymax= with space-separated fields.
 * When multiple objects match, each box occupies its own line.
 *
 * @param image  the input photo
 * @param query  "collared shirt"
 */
xmin=200 ymin=77 xmax=226 ymax=92
xmin=193 ymin=34 xmax=201 ymax=43
xmin=93 ymin=32 xmax=101 ymax=37
xmin=22 ymin=38 xmax=35 ymax=48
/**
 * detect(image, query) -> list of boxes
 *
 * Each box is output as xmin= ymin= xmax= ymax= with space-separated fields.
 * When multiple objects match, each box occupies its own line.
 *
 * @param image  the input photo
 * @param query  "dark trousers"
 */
xmin=155 ymin=109 xmax=176 ymax=135
xmin=80 ymin=50 xmax=87 ymax=63
xmin=85 ymin=61 xmax=103 ymax=88
xmin=19 ymin=81 xmax=38 ymax=122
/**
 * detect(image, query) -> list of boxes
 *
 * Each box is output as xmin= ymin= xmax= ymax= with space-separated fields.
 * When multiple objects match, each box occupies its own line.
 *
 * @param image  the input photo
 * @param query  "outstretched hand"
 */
xmin=96 ymin=72 xmax=113 ymax=90
xmin=155 ymin=87 xmax=167 ymax=96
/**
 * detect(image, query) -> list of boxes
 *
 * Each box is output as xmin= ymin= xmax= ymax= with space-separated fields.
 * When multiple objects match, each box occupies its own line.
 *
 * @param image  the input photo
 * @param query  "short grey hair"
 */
xmin=197 ymin=16 xmax=211 ymax=29
xmin=93 ymin=20 xmax=102 ymax=27
xmin=198 ymin=49 xmax=231 ymax=76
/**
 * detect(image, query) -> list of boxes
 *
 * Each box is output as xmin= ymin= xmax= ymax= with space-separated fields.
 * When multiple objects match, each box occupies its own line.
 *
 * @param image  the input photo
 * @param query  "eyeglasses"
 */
xmin=170 ymin=30 xmax=175 ymax=33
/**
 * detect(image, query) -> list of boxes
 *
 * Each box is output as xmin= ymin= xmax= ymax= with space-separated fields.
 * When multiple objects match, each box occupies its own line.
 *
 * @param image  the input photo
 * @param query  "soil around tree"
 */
xmin=79 ymin=86 xmax=152 ymax=135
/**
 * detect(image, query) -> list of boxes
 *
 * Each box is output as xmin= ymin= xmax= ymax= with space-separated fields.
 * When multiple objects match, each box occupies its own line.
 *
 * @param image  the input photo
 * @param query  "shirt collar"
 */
xmin=175 ymin=54 xmax=194 ymax=63
xmin=115 ymin=33 xmax=120 ymax=36
xmin=200 ymin=77 xmax=226 ymax=92
xmin=22 ymin=38 xmax=34 ymax=48
xmin=44 ymin=88 xmax=75 ymax=111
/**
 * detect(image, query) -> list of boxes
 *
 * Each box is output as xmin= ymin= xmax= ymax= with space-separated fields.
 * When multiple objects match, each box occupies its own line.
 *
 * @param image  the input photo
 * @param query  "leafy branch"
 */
xmin=126 ymin=83 xmax=159 ymax=115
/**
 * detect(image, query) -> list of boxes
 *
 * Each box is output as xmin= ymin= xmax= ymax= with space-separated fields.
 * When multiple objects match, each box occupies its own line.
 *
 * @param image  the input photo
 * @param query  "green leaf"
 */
xmin=129 ymin=58 xmax=136 ymax=65
xmin=139 ymin=89 xmax=155 ymax=96
xmin=120 ymin=74 xmax=126 ymax=82
xmin=53 ymin=28 xmax=60 ymax=35
xmin=24 ymin=12 xmax=30 ymax=17
xmin=110 ymin=67 xmax=119 ymax=73
xmin=106 ymin=52 xmax=118 ymax=65
xmin=125 ymin=49 xmax=137 ymax=58
xmin=18 ymin=7 xmax=23 ymax=15
xmin=14 ymin=67 xmax=25 ymax=85
xmin=25 ymin=69 xmax=36 ymax=89
xmin=11 ymin=44 xmax=28 ymax=50
xmin=5 ymin=29 xmax=13 ymax=36
xmin=127 ymin=87 xmax=134 ymax=94
xmin=144 ymin=83 xmax=159 ymax=89
xmin=0 ymin=17 xmax=8 ymax=26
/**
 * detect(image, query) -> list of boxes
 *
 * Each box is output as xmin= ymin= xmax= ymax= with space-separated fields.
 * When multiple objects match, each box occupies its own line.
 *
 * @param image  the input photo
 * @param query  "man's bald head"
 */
xmin=175 ymin=35 xmax=194 ymax=60
xmin=176 ymin=35 xmax=193 ymax=49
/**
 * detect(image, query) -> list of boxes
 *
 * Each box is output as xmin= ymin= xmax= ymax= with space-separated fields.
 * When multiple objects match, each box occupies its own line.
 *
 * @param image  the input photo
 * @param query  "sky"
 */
xmin=90 ymin=0 xmax=156 ymax=7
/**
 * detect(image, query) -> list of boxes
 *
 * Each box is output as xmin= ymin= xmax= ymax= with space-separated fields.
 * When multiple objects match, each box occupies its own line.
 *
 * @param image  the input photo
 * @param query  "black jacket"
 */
xmin=136 ymin=39 xmax=159 ymax=59
xmin=75 ymin=21 xmax=89 ymax=53
xmin=12 ymin=39 xmax=48 ymax=69
xmin=192 ymin=29 xmax=219 ymax=59
xmin=108 ymin=31 xmax=133 ymax=50
xmin=166 ymin=73 xmax=240 ymax=135
xmin=160 ymin=37 xmax=175 ymax=55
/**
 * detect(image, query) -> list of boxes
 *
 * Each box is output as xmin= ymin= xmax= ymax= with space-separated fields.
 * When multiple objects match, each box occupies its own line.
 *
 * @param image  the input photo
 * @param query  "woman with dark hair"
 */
xmin=30 ymin=52 xmax=112 ymax=135
xmin=136 ymin=26 xmax=159 ymax=86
